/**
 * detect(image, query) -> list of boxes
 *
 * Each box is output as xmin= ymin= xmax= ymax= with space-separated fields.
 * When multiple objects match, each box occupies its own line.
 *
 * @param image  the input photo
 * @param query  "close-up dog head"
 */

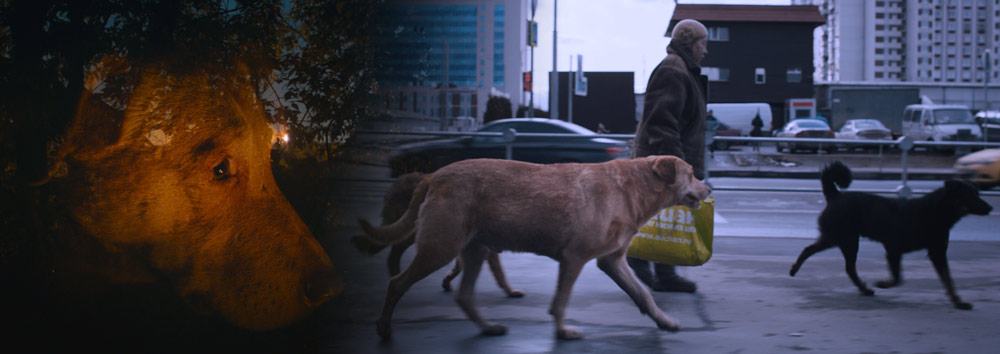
xmin=651 ymin=155 xmax=711 ymax=209
xmin=38 ymin=57 xmax=342 ymax=331
xmin=945 ymin=179 xmax=994 ymax=216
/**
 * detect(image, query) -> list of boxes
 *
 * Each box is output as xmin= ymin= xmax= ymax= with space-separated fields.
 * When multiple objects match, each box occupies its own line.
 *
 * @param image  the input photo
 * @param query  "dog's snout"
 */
xmin=303 ymin=272 xmax=343 ymax=306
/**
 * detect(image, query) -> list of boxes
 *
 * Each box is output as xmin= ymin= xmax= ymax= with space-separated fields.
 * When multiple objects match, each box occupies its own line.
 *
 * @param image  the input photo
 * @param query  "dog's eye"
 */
xmin=213 ymin=159 xmax=233 ymax=181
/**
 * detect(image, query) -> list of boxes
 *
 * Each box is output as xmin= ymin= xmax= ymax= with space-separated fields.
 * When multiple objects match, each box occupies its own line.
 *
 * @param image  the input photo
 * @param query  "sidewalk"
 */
xmin=319 ymin=155 xmax=1000 ymax=353
xmin=320 ymin=216 xmax=1000 ymax=353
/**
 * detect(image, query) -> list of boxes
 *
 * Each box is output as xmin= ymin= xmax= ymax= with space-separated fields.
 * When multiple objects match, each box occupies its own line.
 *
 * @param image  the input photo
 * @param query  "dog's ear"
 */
xmin=31 ymin=55 xmax=133 ymax=185
xmin=651 ymin=156 xmax=678 ymax=184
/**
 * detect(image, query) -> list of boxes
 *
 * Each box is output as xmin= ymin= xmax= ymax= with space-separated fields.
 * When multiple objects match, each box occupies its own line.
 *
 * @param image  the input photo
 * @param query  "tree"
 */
xmin=483 ymin=95 xmax=513 ymax=124
xmin=0 ymin=0 xmax=383 ymax=182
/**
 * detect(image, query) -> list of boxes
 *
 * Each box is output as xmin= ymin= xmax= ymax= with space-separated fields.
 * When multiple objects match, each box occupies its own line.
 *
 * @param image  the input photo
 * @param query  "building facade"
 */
xmin=670 ymin=5 xmax=825 ymax=129
xmin=375 ymin=0 xmax=529 ymax=126
xmin=799 ymin=0 xmax=1000 ymax=84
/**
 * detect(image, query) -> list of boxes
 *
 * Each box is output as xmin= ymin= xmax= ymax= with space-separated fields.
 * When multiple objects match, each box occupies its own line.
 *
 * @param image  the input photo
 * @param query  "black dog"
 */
xmin=790 ymin=161 xmax=993 ymax=309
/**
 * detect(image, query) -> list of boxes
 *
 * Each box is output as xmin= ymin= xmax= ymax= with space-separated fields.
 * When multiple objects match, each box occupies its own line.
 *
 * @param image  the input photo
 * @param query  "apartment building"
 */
xmin=800 ymin=0 xmax=1000 ymax=84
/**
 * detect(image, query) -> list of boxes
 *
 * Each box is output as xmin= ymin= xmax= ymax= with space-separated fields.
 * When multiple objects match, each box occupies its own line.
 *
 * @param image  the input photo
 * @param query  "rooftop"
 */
xmin=669 ymin=5 xmax=825 ymax=35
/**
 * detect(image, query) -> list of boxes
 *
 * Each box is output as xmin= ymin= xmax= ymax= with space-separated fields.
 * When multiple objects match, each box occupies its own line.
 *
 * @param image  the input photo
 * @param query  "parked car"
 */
xmin=712 ymin=121 xmax=742 ymax=150
xmin=902 ymin=104 xmax=982 ymax=149
xmin=389 ymin=118 xmax=631 ymax=177
xmin=974 ymin=110 xmax=1000 ymax=142
xmin=955 ymin=148 xmax=1000 ymax=189
xmin=775 ymin=118 xmax=835 ymax=153
xmin=834 ymin=119 xmax=893 ymax=151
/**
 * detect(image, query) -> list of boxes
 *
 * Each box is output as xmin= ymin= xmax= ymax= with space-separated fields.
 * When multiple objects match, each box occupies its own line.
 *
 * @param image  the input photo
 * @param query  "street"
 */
xmin=312 ymin=161 xmax=1000 ymax=354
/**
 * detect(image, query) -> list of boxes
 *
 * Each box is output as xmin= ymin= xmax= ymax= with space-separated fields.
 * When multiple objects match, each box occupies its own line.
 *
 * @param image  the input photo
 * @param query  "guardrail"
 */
xmin=355 ymin=129 xmax=1000 ymax=198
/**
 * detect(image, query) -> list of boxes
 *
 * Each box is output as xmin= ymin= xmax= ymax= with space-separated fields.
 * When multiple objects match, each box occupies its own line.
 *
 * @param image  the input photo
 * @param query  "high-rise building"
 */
xmin=374 ymin=0 xmax=529 ymax=126
xmin=798 ymin=0 xmax=1000 ymax=84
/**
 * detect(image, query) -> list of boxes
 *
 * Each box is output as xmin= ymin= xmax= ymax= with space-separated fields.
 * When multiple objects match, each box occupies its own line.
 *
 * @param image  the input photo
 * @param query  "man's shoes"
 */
xmin=651 ymin=275 xmax=697 ymax=293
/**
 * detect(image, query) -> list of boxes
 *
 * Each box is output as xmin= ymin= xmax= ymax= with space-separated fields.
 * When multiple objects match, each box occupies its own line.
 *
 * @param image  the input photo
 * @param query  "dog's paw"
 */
xmin=441 ymin=279 xmax=453 ymax=292
xmin=859 ymin=288 xmax=875 ymax=296
xmin=656 ymin=317 xmax=681 ymax=332
xmin=557 ymin=326 xmax=584 ymax=340
xmin=875 ymin=280 xmax=899 ymax=289
xmin=789 ymin=264 xmax=801 ymax=277
xmin=954 ymin=301 xmax=973 ymax=310
xmin=481 ymin=324 xmax=508 ymax=336
xmin=506 ymin=289 xmax=525 ymax=298
xmin=376 ymin=320 xmax=392 ymax=342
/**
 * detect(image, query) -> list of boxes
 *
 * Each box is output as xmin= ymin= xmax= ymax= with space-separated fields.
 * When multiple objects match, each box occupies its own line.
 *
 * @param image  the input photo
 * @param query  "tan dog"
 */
xmin=356 ymin=156 xmax=710 ymax=340
xmin=353 ymin=172 xmax=524 ymax=297
xmin=34 ymin=57 xmax=341 ymax=331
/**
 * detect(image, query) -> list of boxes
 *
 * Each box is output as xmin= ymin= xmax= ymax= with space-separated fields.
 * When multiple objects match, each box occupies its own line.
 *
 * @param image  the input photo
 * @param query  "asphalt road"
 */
xmin=313 ymin=162 xmax=1000 ymax=354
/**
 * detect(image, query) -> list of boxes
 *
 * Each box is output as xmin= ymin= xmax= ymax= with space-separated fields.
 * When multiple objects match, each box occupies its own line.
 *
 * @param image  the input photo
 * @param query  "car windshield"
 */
xmin=932 ymin=109 xmax=975 ymax=124
xmin=854 ymin=121 xmax=885 ymax=129
xmin=795 ymin=121 xmax=828 ymax=129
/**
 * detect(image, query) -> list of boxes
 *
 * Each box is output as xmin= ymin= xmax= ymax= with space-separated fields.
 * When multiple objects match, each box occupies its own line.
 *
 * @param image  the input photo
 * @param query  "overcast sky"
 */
xmin=528 ymin=0 xmax=792 ymax=110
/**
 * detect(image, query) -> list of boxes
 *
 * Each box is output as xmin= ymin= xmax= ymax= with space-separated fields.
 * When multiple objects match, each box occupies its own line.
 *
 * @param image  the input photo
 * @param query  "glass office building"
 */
xmin=375 ymin=0 xmax=527 ymax=122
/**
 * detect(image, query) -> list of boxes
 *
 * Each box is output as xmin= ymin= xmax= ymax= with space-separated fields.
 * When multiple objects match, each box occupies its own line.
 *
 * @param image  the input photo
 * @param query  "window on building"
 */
xmin=708 ymin=27 xmax=729 ymax=41
xmin=755 ymin=68 xmax=766 ymax=84
xmin=786 ymin=68 xmax=802 ymax=83
xmin=702 ymin=67 xmax=729 ymax=82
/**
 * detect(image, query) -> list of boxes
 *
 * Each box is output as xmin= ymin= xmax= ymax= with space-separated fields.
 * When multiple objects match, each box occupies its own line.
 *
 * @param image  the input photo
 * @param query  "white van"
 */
xmin=707 ymin=103 xmax=772 ymax=136
xmin=902 ymin=104 xmax=982 ymax=143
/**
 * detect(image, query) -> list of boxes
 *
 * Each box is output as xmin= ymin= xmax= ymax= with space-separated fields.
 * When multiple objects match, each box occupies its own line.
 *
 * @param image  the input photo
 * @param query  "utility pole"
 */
xmin=551 ymin=0 xmax=558 ymax=120
xmin=528 ymin=0 xmax=537 ymax=117
xmin=568 ymin=55 xmax=573 ymax=123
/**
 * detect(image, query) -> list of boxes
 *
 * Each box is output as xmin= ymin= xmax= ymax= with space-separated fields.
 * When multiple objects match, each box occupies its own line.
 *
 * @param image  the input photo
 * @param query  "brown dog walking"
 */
xmin=355 ymin=156 xmax=711 ymax=340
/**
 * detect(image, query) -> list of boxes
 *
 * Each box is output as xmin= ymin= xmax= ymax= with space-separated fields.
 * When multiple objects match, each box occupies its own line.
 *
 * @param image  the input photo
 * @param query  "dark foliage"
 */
xmin=483 ymin=95 xmax=513 ymax=124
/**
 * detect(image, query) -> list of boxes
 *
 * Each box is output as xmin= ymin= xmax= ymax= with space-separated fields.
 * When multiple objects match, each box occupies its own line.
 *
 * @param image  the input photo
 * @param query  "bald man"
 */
xmin=628 ymin=19 xmax=709 ymax=293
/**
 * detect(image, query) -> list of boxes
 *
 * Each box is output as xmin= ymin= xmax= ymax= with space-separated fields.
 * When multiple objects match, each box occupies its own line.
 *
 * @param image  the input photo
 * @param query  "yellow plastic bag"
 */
xmin=627 ymin=196 xmax=714 ymax=266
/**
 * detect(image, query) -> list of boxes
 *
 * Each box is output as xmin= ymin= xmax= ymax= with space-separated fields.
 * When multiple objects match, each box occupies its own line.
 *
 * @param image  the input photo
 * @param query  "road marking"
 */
xmin=714 ymin=212 xmax=728 ymax=224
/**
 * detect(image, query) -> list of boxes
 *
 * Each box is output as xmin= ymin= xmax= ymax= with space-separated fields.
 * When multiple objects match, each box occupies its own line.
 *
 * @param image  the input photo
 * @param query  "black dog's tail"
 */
xmin=821 ymin=160 xmax=852 ymax=201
